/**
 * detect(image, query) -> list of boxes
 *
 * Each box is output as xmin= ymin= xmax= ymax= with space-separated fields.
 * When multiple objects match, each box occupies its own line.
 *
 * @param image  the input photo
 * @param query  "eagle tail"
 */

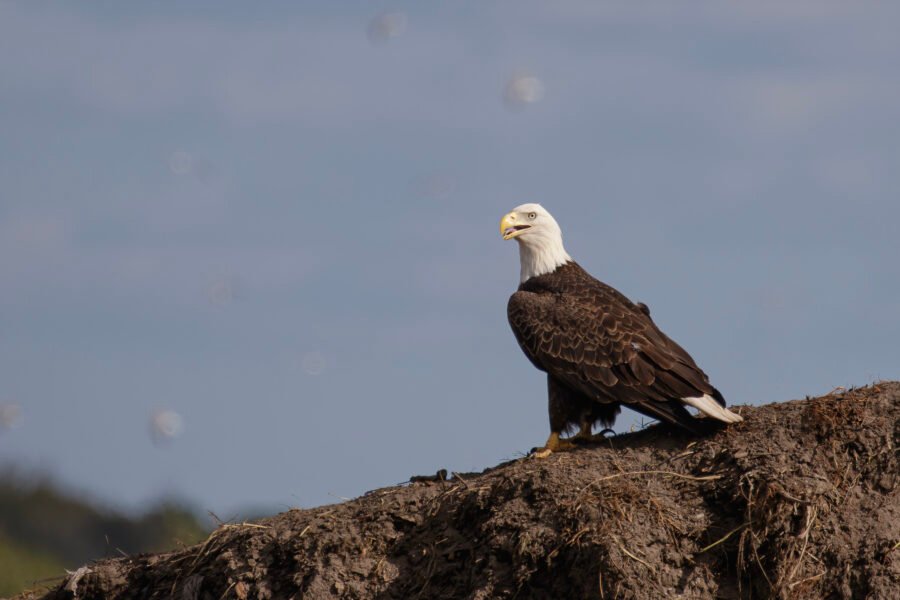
xmin=631 ymin=400 xmax=706 ymax=434
xmin=682 ymin=393 xmax=744 ymax=424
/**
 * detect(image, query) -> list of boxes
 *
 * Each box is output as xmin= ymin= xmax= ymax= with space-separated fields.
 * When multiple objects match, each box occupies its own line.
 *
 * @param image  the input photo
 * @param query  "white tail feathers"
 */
xmin=682 ymin=394 xmax=744 ymax=424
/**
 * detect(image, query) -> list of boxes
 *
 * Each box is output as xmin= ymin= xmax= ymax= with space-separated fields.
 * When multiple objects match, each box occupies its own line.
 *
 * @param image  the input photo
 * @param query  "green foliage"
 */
xmin=0 ymin=532 xmax=65 ymax=597
xmin=0 ymin=472 xmax=207 ymax=596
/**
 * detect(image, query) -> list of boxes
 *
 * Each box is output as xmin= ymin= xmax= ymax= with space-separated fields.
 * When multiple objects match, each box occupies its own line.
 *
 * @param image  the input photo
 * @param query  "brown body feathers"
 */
xmin=507 ymin=261 xmax=728 ymax=434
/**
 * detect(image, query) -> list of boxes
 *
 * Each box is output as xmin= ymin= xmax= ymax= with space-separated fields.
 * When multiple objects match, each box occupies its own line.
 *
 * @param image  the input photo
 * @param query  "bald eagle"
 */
xmin=501 ymin=203 xmax=742 ymax=456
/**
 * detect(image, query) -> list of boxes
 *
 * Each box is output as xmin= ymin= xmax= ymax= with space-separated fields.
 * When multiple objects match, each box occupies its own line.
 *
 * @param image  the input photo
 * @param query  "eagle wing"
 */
xmin=507 ymin=284 xmax=720 ymax=429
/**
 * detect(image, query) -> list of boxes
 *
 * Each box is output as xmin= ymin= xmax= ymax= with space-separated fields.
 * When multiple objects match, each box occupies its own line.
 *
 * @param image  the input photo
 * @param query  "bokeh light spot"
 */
xmin=301 ymin=351 xmax=327 ymax=376
xmin=168 ymin=150 xmax=194 ymax=175
xmin=207 ymin=275 xmax=239 ymax=307
xmin=149 ymin=409 xmax=185 ymax=445
xmin=367 ymin=12 xmax=407 ymax=44
xmin=0 ymin=403 xmax=23 ymax=431
xmin=503 ymin=73 xmax=545 ymax=110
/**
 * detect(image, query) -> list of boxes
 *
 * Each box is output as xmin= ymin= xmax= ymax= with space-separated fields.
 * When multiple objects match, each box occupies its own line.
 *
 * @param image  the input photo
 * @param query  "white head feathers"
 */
xmin=500 ymin=203 xmax=572 ymax=283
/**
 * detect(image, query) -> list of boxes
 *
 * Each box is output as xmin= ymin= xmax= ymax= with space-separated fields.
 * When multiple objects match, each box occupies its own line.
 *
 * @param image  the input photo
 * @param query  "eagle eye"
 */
xmin=528 ymin=212 xmax=537 ymax=219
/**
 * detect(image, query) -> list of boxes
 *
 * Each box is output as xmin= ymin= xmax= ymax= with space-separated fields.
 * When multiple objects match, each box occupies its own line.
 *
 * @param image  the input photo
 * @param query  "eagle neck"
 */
xmin=517 ymin=238 xmax=572 ymax=283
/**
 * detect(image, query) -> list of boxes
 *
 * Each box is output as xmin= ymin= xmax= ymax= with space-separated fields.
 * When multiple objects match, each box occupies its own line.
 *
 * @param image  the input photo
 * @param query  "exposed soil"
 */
xmin=18 ymin=383 xmax=900 ymax=599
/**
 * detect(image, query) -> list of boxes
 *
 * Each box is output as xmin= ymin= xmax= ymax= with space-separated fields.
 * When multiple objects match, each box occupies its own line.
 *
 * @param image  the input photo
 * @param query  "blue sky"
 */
xmin=1 ymin=1 xmax=898 ymax=516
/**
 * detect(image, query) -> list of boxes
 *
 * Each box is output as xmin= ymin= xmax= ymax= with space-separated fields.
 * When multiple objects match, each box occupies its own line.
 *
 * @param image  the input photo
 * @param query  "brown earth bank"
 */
xmin=15 ymin=383 xmax=900 ymax=600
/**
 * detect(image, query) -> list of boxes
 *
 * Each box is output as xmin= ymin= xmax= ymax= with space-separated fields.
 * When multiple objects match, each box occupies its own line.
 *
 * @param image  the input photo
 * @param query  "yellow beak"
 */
xmin=500 ymin=212 xmax=524 ymax=240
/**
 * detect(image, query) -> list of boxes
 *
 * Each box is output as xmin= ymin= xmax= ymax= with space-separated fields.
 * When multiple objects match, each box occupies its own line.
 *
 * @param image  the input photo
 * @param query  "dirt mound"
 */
xmin=21 ymin=383 xmax=900 ymax=599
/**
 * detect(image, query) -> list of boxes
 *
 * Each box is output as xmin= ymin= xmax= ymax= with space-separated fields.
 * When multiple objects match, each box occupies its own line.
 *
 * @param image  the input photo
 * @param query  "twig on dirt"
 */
xmin=182 ymin=515 xmax=270 ymax=592
xmin=218 ymin=581 xmax=236 ymax=600
xmin=773 ymin=487 xmax=811 ymax=505
xmin=181 ymin=517 xmax=268 ymax=589
xmin=698 ymin=522 xmax=751 ymax=553
xmin=670 ymin=450 xmax=697 ymax=461
xmin=579 ymin=470 xmax=722 ymax=496
xmin=298 ymin=525 xmax=311 ymax=538
xmin=181 ymin=524 xmax=241 ymax=592
xmin=188 ymin=531 xmax=222 ymax=569
xmin=738 ymin=476 xmax=775 ymax=591
xmin=805 ymin=550 xmax=823 ymax=564
xmin=785 ymin=505 xmax=818 ymax=587
xmin=597 ymin=469 xmax=722 ymax=483
xmin=788 ymin=571 xmax=825 ymax=590
xmin=568 ymin=526 xmax=591 ymax=546
xmin=750 ymin=530 xmax=775 ymax=590
xmin=450 ymin=472 xmax=470 ymax=489
xmin=608 ymin=445 xmax=628 ymax=476
xmin=64 ymin=567 xmax=92 ymax=596
xmin=619 ymin=545 xmax=654 ymax=572
xmin=415 ymin=543 xmax=439 ymax=600
xmin=219 ymin=522 xmax=270 ymax=530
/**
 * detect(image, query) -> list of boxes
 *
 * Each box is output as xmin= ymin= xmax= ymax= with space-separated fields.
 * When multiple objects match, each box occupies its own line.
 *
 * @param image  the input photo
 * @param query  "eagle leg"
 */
xmin=574 ymin=419 xmax=594 ymax=441
xmin=534 ymin=376 xmax=589 ymax=457
xmin=530 ymin=431 xmax=578 ymax=459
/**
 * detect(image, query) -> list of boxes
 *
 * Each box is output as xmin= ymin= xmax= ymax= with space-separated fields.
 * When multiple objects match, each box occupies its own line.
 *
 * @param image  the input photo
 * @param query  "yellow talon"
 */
xmin=531 ymin=432 xmax=578 ymax=458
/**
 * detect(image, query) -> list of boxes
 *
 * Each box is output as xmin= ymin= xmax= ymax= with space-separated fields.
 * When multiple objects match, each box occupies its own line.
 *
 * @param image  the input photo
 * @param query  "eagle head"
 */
xmin=500 ymin=203 xmax=572 ymax=282
xmin=500 ymin=203 xmax=562 ymax=242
